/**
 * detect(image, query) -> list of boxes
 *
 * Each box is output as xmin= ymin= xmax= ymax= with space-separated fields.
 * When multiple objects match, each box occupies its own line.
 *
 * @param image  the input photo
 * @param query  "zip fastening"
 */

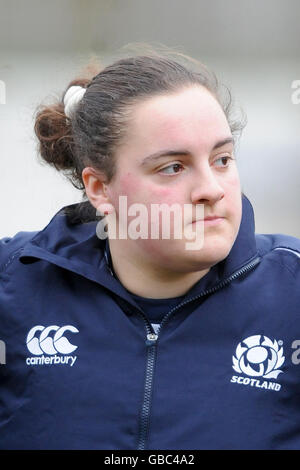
xmin=137 ymin=331 xmax=158 ymax=450
xmin=136 ymin=254 xmax=261 ymax=450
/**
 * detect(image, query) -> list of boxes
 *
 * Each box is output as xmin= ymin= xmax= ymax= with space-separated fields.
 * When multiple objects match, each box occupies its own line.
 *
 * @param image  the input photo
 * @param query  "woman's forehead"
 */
xmin=122 ymin=87 xmax=230 ymax=155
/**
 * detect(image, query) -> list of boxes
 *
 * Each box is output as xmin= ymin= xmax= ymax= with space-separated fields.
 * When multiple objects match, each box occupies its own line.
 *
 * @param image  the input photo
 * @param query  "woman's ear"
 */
xmin=82 ymin=167 xmax=114 ymax=215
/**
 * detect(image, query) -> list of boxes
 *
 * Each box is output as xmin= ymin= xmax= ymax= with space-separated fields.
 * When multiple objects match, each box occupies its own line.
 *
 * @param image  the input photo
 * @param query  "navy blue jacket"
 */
xmin=1 ymin=194 xmax=300 ymax=450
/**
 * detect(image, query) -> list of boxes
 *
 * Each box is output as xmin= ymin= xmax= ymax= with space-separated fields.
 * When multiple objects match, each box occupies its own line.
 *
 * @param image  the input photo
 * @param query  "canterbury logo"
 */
xmin=26 ymin=325 xmax=79 ymax=356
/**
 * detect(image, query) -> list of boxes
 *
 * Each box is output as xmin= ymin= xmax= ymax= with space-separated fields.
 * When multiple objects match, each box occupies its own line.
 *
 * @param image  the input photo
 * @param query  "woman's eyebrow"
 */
xmin=140 ymin=137 xmax=234 ymax=166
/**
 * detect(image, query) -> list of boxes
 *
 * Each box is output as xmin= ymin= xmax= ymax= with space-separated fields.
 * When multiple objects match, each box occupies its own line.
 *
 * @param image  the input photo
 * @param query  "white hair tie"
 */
xmin=63 ymin=85 xmax=86 ymax=118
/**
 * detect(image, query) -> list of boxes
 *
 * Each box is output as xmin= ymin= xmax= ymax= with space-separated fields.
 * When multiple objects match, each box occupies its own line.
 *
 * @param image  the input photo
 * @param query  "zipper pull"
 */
xmin=145 ymin=333 xmax=158 ymax=346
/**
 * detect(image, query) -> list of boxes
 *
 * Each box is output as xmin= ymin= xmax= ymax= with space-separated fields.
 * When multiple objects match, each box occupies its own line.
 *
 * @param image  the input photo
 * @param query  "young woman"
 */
xmin=1 ymin=51 xmax=300 ymax=450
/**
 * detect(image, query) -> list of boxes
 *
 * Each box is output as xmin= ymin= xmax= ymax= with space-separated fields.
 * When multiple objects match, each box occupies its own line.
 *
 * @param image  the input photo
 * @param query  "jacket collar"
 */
xmin=19 ymin=194 xmax=259 ymax=301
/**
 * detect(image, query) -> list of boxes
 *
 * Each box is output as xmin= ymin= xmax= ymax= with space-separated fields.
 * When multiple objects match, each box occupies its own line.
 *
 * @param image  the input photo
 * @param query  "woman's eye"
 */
xmin=159 ymin=163 xmax=184 ymax=175
xmin=214 ymin=156 xmax=233 ymax=167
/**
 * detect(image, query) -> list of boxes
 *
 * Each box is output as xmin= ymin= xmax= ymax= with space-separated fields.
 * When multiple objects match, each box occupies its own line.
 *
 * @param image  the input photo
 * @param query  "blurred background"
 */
xmin=0 ymin=0 xmax=299 ymax=238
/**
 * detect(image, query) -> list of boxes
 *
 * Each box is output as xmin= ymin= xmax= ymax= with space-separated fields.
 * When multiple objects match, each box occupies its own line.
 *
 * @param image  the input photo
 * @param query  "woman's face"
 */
xmin=104 ymin=85 xmax=242 ymax=273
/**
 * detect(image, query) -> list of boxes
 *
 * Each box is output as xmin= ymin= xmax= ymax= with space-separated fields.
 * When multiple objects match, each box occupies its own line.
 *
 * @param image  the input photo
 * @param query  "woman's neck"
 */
xmin=108 ymin=239 xmax=210 ymax=299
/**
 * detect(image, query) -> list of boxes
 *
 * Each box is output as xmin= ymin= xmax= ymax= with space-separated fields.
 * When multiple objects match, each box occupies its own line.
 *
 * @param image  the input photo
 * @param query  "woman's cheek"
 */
xmin=110 ymin=172 xmax=183 ymax=214
xmin=224 ymin=174 xmax=241 ymax=200
xmin=144 ymin=185 xmax=180 ymax=206
xmin=109 ymin=174 xmax=144 ymax=207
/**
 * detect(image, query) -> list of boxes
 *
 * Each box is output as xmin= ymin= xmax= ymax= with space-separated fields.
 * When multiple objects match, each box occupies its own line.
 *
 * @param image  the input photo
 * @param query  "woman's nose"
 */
xmin=190 ymin=165 xmax=225 ymax=204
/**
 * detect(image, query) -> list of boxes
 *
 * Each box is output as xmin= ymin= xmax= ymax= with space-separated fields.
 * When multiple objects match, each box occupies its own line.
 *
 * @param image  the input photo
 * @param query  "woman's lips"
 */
xmin=192 ymin=217 xmax=224 ymax=226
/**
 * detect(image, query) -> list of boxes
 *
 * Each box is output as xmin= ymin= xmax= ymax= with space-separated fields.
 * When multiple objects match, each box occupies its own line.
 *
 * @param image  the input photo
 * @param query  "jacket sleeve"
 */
xmin=0 ymin=237 xmax=13 ymax=273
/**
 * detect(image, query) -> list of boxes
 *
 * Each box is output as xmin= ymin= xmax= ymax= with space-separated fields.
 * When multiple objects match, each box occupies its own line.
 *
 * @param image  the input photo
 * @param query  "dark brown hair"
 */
xmin=34 ymin=46 xmax=246 ymax=224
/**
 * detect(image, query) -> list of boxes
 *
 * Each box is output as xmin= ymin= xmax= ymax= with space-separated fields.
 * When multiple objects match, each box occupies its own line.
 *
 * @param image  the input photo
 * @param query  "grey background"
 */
xmin=0 ymin=0 xmax=299 ymax=238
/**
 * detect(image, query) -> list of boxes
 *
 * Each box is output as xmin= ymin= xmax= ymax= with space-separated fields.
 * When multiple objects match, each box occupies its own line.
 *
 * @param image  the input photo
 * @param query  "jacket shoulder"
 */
xmin=0 ymin=231 xmax=39 ymax=273
xmin=255 ymin=233 xmax=300 ymax=258
xmin=255 ymin=233 xmax=300 ymax=279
